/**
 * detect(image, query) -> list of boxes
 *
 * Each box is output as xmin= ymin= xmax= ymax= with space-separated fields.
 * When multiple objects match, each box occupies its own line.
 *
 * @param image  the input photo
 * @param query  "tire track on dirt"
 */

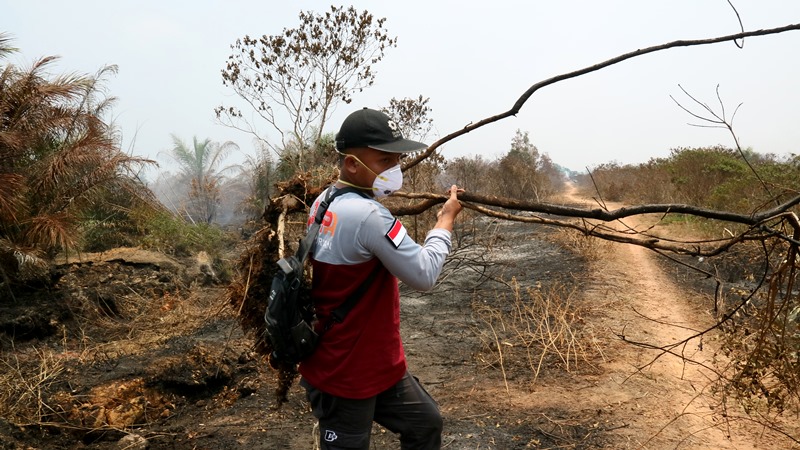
xmin=559 ymin=183 xmax=778 ymax=449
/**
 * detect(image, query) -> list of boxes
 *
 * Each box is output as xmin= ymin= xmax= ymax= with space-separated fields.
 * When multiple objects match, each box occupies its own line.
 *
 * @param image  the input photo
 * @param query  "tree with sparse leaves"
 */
xmin=498 ymin=129 xmax=560 ymax=202
xmin=217 ymin=5 xmax=396 ymax=172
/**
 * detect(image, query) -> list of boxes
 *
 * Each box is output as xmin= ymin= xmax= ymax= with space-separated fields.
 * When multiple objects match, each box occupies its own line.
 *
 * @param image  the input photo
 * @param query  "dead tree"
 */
xmin=227 ymin=23 xmax=800 ymax=414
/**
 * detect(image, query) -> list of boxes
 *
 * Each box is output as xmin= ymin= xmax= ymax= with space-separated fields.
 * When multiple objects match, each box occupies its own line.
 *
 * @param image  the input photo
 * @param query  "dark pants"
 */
xmin=301 ymin=371 xmax=443 ymax=449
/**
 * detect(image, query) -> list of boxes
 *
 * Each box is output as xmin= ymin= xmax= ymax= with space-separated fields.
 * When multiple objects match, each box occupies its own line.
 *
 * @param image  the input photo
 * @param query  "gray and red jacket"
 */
xmin=298 ymin=186 xmax=452 ymax=399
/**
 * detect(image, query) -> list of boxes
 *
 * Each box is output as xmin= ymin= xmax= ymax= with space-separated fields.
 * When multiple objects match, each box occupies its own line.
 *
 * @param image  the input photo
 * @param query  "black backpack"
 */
xmin=265 ymin=187 xmax=380 ymax=364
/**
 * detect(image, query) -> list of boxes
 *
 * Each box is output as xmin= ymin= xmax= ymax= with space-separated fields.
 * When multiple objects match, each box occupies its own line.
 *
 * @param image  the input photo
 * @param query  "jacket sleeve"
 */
xmin=357 ymin=205 xmax=452 ymax=291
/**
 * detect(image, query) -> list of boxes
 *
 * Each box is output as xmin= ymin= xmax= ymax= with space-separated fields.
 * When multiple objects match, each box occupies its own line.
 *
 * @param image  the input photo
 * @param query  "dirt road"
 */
xmin=512 ymin=183 xmax=789 ymax=449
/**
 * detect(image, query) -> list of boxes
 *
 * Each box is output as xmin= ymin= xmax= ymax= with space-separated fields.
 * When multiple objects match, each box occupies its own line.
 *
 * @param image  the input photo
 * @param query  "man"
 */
xmin=299 ymin=107 xmax=464 ymax=449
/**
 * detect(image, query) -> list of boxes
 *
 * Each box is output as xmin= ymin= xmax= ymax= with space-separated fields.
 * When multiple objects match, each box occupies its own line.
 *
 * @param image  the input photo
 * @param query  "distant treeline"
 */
xmin=577 ymin=146 xmax=800 ymax=214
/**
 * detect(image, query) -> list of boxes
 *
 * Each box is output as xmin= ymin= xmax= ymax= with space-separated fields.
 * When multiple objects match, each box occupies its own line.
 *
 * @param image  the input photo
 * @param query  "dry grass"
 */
xmin=553 ymin=228 xmax=613 ymax=262
xmin=0 ymin=282 xmax=229 ymax=428
xmin=0 ymin=346 xmax=65 ymax=424
xmin=73 ymin=286 xmax=229 ymax=367
xmin=473 ymin=279 xmax=606 ymax=393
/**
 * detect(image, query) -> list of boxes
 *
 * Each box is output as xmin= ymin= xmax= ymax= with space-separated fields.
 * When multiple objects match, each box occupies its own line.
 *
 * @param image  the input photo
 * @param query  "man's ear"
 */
xmin=342 ymin=154 xmax=359 ymax=175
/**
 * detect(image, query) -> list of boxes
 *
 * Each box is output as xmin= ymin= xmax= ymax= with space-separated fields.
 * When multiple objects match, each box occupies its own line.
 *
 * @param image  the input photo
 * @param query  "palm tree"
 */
xmin=163 ymin=135 xmax=239 ymax=224
xmin=0 ymin=34 xmax=157 ymax=293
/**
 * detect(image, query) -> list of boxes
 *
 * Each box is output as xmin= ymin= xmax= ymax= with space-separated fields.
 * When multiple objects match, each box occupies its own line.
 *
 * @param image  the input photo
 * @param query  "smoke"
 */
xmin=148 ymin=170 xmax=253 ymax=227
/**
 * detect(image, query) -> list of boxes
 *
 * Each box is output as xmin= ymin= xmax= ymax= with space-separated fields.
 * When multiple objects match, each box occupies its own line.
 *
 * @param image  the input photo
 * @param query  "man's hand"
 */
xmin=435 ymin=185 xmax=464 ymax=232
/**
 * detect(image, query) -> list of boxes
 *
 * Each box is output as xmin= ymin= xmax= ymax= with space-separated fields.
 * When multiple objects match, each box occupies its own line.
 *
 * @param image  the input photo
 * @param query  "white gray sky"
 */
xmin=4 ymin=1 xmax=800 ymax=173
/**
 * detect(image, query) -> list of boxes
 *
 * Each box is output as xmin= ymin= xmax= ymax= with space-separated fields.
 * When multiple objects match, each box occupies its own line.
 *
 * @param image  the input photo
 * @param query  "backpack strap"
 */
xmin=295 ymin=186 xmax=370 ymax=264
xmin=297 ymin=185 xmax=382 ymax=332
xmin=327 ymin=260 xmax=382 ymax=326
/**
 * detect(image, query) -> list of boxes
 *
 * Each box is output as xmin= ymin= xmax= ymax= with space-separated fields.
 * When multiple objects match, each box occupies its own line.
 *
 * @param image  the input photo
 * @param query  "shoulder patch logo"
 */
xmin=386 ymin=219 xmax=407 ymax=248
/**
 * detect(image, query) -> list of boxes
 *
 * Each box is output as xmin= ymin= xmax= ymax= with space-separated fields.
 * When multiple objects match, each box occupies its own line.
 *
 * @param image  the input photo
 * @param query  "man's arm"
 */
xmin=354 ymin=185 xmax=464 ymax=291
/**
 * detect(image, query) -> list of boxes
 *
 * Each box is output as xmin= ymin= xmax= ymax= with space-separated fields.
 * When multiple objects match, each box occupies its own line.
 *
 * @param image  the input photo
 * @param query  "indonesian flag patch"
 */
xmin=386 ymin=219 xmax=407 ymax=248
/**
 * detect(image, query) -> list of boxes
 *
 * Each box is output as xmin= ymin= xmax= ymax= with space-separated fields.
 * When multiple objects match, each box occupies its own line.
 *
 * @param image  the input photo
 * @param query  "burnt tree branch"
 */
xmin=403 ymin=23 xmax=800 ymax=171
xmin=390 ymin=191 xmax=800 ymax=256
xmin=391 ymin=191 xmax=800 ymax=226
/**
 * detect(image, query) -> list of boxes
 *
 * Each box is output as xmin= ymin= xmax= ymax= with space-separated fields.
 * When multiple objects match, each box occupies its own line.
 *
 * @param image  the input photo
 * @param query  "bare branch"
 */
xmin=404 ymin=23 xmax=800 ymax=170
xmin=671 ymin=84 xmax=776 ymax=202
xmin=390 ymin=190 xmax=800 ymax=227
xmin=727 ymin=0 xmax=746 ymax=49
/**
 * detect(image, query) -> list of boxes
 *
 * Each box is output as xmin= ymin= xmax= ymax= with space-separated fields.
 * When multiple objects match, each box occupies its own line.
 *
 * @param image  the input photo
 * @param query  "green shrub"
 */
xmin=135 ymin=210 xmax=234 ymax=258
xmin=580 ymin=146 xmax=800 ymax=214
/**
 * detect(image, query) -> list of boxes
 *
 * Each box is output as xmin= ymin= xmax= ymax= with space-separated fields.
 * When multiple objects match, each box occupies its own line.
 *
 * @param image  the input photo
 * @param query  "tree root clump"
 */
xmin=224 ymin=174 xmax=327 ymax=404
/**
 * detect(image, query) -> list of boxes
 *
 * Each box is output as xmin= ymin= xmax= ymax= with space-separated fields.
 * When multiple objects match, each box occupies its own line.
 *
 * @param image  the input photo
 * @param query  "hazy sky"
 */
xmin=4 ymin=1 xmax=800 ymax=173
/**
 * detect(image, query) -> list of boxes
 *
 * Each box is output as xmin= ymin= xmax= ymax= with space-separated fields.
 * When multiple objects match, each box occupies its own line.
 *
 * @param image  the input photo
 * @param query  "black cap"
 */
xmin=335 ymin=108 xmax=428 ymax=153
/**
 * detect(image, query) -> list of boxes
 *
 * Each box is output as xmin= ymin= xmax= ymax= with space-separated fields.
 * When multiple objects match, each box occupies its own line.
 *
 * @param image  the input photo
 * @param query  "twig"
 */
xmin=487 ymin=320 xmax=509 ymax=395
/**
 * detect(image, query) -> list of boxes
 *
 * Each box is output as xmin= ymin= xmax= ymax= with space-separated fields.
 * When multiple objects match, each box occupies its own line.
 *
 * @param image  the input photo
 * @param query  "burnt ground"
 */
xmin=1 ymin=208 xmax=798 ymax=449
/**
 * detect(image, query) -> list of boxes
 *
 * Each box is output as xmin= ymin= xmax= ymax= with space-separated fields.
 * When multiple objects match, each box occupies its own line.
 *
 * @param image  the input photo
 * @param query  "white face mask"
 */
xmin=342 ymin=155 xmax=404 ymax=198
xmin=371 ymin=164 xmax=403 ymax=198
